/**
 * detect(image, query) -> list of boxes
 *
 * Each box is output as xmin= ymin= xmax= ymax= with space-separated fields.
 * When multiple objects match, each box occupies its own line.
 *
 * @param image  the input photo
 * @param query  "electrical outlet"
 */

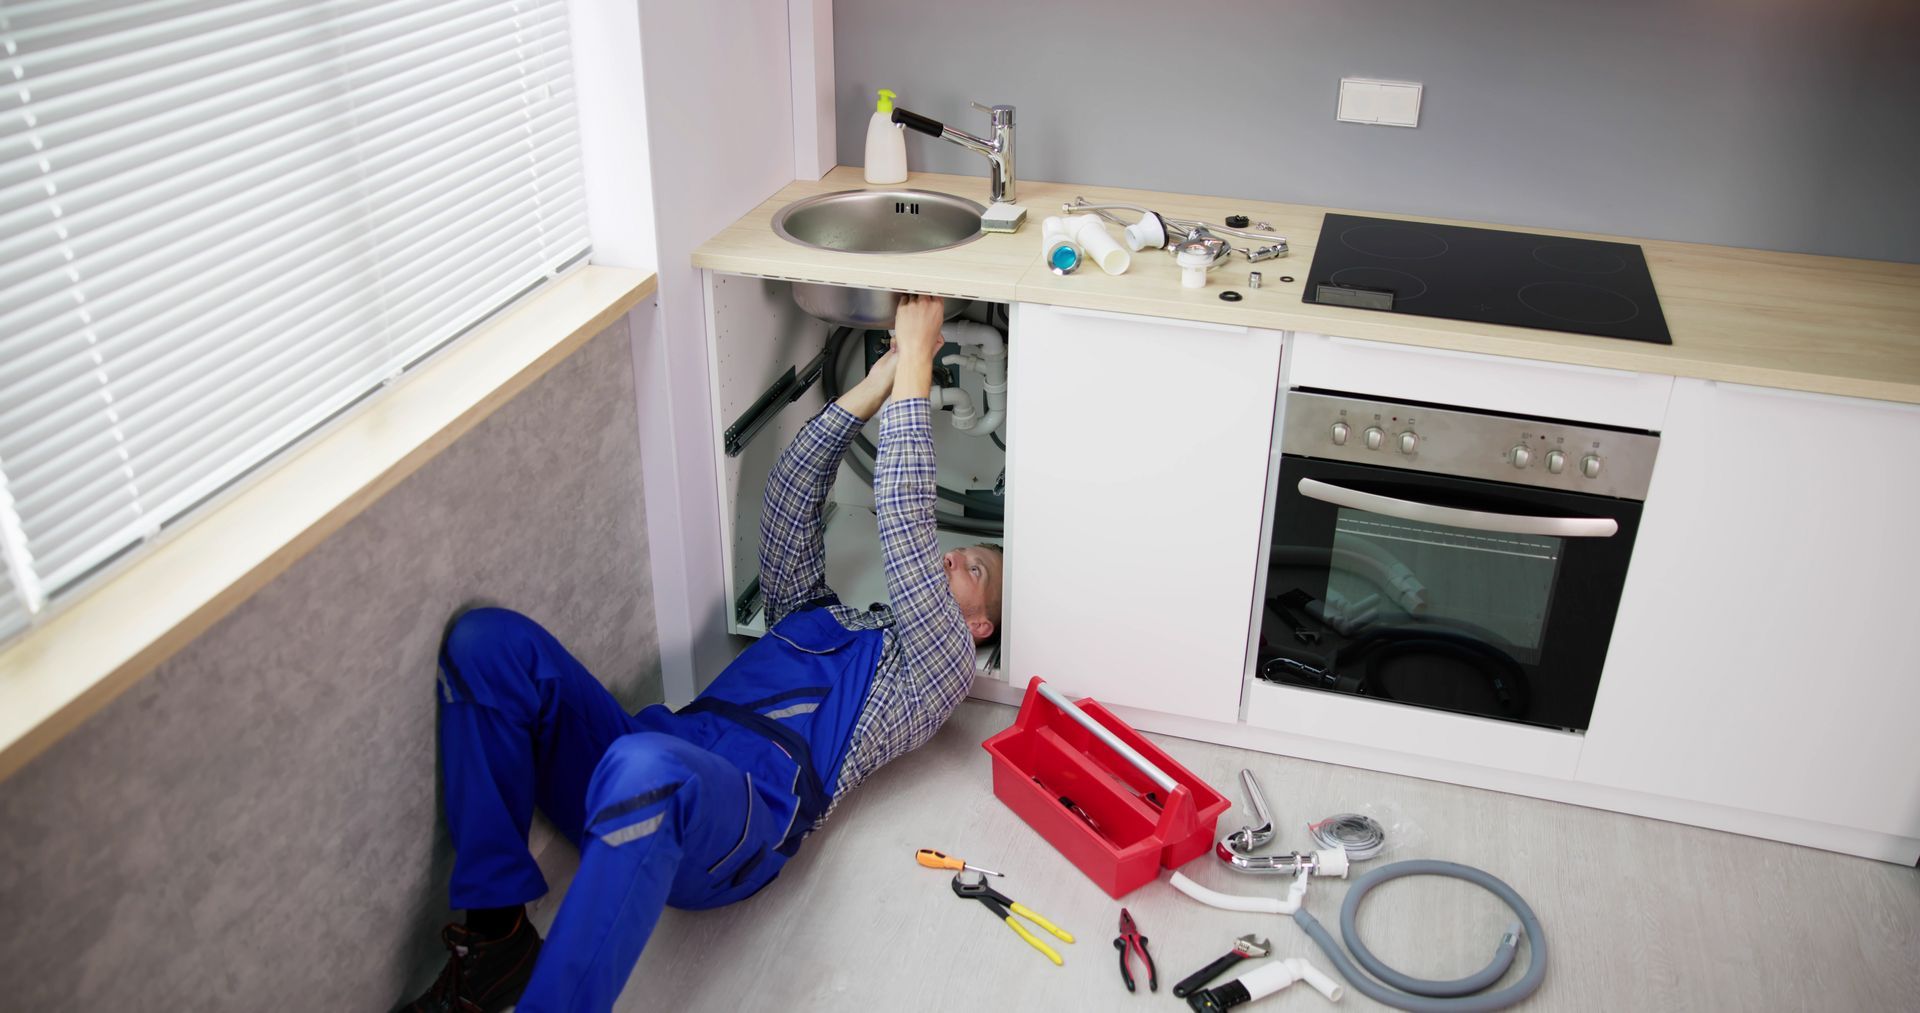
xmin=1337 ymin=78 xmax=1422 ymax=128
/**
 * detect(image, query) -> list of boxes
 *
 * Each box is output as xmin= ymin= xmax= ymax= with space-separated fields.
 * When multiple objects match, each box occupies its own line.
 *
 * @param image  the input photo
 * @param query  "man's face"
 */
xmin=942 ymin=545 xmax=1002 ymax=642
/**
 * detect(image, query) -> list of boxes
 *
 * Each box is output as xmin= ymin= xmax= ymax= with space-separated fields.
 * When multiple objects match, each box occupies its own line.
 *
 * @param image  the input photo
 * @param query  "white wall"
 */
xmin=632 ymin=0 xmax=815 ymax=699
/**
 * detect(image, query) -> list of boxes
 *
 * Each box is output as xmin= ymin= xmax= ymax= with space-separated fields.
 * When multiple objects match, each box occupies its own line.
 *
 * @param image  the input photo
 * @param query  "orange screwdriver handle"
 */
xmin=916 ymin=849 xmax=965 ymax=871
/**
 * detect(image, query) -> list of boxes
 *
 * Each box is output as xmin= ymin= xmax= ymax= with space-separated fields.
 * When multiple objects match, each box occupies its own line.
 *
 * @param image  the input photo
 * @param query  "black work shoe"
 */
xmin=396 ymin=914 xmax=542 ymax=1013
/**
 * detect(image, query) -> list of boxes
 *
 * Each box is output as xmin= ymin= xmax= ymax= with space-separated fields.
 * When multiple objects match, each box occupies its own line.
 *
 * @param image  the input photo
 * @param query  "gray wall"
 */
xmin=836 ymin=0 xmax=1920 ymax=263
xmin=0 ymin=314 xmax=661 ymax=1009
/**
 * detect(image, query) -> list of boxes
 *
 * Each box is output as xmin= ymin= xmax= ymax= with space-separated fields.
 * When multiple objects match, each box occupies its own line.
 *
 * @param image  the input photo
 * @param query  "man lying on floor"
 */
xmin=398 ymin=294 xmax=1003 ymax=1012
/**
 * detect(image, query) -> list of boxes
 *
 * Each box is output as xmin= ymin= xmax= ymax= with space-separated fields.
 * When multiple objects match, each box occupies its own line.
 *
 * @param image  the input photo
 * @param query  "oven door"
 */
xmin=1261 ymin=455 xmax=1642 ymax=731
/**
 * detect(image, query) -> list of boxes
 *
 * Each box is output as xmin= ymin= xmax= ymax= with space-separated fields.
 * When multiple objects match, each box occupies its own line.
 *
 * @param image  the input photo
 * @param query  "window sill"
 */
xmin=0 ymin=266 xmax=658 ymax=781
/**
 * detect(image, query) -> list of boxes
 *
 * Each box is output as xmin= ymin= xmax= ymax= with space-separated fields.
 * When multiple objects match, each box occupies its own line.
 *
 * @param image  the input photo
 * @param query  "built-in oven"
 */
xmin=1258 ymin=390 xmax=1660 ymax=732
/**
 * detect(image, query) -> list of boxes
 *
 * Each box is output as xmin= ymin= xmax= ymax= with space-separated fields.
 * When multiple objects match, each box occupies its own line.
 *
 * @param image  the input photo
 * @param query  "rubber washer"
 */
xmin=1220 ymin=290 xmax=1243 ymax=302
xmin=1225 ymin=214 xmax=1250 ymax=228
xmin=1280 ymin=276 xmax=1295 ymax=283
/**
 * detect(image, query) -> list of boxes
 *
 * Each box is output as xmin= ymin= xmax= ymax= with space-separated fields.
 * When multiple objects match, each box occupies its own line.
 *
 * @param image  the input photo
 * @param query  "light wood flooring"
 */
xmin=529 ymin=698 xmax=1920 ymax=1012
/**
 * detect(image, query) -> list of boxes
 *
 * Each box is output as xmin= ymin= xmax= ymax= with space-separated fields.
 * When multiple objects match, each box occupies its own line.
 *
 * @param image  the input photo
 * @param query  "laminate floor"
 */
xmin=528 ymin=699 xmax=1920 ymax=1012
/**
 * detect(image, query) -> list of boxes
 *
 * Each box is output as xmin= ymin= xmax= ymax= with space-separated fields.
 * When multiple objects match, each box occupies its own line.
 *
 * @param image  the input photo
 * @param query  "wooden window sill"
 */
xmin=0 ymin=266 xmax=658 ymax=781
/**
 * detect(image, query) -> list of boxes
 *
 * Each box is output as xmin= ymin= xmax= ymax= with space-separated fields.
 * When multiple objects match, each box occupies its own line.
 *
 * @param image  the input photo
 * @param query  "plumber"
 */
xmin=397 ymin=294 xmax=1003 ymax=1012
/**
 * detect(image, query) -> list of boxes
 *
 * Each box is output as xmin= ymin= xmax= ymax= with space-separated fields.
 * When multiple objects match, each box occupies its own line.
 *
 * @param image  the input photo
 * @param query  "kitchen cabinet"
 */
xmin=1578 ymin=378 xmax=1920 ymax=840
xmin=1002 ymin=304 xmax=1283 ymax=723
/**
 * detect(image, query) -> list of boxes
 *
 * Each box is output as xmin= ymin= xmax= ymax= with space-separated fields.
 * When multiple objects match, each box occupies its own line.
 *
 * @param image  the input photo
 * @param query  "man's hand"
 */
xmin=835 ymin=347 xmax=898 ymax=421
xmin=889 ymin=294 xmax=945 ymax=402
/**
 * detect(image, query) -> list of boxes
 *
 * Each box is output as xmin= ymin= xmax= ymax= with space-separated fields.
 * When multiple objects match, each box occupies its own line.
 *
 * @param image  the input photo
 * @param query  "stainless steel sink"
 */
xmin=772 ymin=188 xmax=985 ymax=255
xmin=771 ymin=189 xmax=984 ymax=327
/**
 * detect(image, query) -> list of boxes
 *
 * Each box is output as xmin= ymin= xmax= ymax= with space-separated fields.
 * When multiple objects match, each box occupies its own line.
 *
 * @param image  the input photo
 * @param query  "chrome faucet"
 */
xmin=892 ymin=101 xmax=1016 ymax=205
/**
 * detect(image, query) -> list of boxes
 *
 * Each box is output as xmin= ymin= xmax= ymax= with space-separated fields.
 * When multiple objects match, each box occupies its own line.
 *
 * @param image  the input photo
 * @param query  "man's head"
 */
xmin=942 ymin=542 xmax=1004 ymax=644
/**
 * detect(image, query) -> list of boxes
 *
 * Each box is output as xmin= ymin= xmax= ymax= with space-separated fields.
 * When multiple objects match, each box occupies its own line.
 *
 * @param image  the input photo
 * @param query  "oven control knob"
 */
xmin=1508 ymin=445 xmax=1532 ymax=469
xmin=1364 ymin=427 xmax=1385 ymax=451
xmin=1581 ymin=454 xmax=1603 ymax=479
xmin=1546 ymin=450 xmax=1566 ymax=474
xmin=1331 ymin=422 xmax=1350 ymax=446
xmin=1397 ymin=431 xmax=1418 ymax=454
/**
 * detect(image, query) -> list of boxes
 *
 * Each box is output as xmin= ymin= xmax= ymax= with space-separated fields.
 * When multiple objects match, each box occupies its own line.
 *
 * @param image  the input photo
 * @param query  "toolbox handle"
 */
xmin=1035 ymin=682 xmax=1178 ymax=794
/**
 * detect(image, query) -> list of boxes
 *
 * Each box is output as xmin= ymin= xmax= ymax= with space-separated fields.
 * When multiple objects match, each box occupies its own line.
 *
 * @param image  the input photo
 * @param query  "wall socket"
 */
xmin=1337 ymin=78 xmax=1423 ymax=128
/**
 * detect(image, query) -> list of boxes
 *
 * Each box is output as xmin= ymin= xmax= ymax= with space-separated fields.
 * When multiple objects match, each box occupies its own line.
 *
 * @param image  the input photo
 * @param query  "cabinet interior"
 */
xmin=709 ymin=273 xmax=1008 ymax=681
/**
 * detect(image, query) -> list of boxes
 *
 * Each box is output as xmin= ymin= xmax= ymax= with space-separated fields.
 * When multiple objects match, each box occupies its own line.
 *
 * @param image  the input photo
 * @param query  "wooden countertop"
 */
xmin=694 ymin=167 xmax=1920 ymax=404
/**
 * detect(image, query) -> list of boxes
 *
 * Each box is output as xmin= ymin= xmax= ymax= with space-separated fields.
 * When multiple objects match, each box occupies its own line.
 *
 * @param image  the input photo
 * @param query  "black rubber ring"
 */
xmin=1220 ymin=291 xmax=1243 ymax=302
xmin=1280 ymin=276 xmax=1295 ymax=283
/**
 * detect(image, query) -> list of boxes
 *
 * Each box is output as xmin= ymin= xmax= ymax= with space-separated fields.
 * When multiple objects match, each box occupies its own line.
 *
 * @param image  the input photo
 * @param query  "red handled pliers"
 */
xmin=1114 ymin=907 xmax=1157 ymax=992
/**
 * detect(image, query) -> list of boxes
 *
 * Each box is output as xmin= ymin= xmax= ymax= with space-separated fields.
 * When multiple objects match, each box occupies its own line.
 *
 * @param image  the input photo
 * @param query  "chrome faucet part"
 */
xmin=1249 ymin=271 xmax=1263 ymax=289
xmin=1216 ymin=769 xmax=1354 ymax=877
xmin=1066 ymin=197 xmax=1289 ymax=260
xmin=1217 ymin=844 xmax=1318 ymax=874
xmin=893 ymin=101 xmax=1016 ymax=206
xmin=1223 ymin=769 xmax=1274 ymax=853
xmin=1174 ymin=226 xmax=1233 ymax=264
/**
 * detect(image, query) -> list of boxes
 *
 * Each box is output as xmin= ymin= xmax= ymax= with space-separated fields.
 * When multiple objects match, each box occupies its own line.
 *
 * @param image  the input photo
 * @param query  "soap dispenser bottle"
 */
xmin=864 ymin=88 xmax=908 ymax=185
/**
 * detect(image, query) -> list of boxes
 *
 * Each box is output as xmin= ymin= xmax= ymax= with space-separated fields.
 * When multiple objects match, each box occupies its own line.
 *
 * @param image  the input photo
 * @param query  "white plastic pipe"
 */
xmin=1169 ymin=868 xmax=1312 ymax=914
xmin=1177 ymin=245 xmax=1215 ymax=289
xmin=1063 ymin=214 xmax=1131 ymax=275
xmin=1122 ymin=212 xmax=1168 ymax=252
xmin=938 ymin=320 xmax=1009 ymax=439
xmin=1238 ymin=958 xmax=1347 ymax=1004
xmin=933 ymin=385 xmax=977 ymax=427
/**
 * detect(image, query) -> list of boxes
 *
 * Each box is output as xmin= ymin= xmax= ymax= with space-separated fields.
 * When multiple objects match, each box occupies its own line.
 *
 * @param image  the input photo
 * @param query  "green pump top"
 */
xmin=875 ymin=88 xmax=897 ymax=114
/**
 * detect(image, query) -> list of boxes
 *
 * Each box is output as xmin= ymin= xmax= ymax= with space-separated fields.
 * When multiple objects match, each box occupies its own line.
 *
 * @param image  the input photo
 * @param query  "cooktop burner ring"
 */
xmin=1330 ymin=266 xmax=1428 ymax=302
xmin=1340 ymin=223 xmax=1450 ymax=261
xmin=1517 ymin=282 xmax=1641 ymax=326
xmin=1532 ymin=242 xmax=1628 ymax=275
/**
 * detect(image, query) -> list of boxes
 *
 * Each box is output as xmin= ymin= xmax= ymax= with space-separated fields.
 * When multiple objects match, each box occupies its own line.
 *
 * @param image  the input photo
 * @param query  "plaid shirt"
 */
xmin=759 ymin=398 xmax=976 ymax=820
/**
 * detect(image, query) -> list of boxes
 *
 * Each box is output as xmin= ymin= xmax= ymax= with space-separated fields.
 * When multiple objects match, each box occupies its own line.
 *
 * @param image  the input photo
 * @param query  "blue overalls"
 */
xmin=435 ymin=605 xmax=884 ymax=1012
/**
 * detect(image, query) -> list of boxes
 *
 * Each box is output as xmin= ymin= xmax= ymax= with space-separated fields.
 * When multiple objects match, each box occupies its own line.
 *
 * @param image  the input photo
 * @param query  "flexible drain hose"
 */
xmin=1291 ymin=860 xmax=1548 ymax=1012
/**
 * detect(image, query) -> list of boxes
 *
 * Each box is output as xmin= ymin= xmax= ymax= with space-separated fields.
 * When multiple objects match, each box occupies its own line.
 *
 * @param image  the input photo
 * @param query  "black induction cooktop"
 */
xmin=1302 ymin=213 xmax=1672 ymax=344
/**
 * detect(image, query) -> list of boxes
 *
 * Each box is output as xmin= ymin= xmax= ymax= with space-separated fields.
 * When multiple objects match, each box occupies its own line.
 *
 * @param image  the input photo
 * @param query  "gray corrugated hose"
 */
xmin=1290 ymin=859 xmax=1549 ymax=1011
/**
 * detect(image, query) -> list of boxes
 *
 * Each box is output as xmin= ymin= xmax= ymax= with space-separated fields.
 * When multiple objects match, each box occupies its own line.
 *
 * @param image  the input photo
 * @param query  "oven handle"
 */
xmin=1297 ymin=478 xmax=1620 ymax=538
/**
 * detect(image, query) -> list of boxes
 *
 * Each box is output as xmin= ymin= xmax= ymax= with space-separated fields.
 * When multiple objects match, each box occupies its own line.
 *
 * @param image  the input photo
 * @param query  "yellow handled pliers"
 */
xmin=952 ymin=870 xmax=1075 ymax=965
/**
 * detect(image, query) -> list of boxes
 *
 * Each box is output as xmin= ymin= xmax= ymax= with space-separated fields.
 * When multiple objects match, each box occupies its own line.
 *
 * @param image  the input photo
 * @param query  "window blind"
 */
xmin=0 ymin=0 xmax=590 ymax=632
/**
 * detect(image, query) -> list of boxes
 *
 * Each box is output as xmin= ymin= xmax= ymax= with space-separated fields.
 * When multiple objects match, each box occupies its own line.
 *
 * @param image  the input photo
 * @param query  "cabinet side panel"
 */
xmin=710 ymin=277 xmax=834 ymax=627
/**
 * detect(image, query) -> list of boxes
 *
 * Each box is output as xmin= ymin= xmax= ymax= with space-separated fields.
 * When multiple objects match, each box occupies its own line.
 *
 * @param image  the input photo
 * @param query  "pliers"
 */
xmin=952 ymin=871 xmax=1076 ymax=965
xmin=1114 ymin=907 xmax=1157 ymax=992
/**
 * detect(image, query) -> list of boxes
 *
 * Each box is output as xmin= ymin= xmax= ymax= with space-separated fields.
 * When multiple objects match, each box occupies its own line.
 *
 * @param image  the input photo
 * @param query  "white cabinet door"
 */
xmin=1003 ymin=304 xmax=1282 ymax=723
xmin=1579 ymin=378 xmax=1920 ymax=838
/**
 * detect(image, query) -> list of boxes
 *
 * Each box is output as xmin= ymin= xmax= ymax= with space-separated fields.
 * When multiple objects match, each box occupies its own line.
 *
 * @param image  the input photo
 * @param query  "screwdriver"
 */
xmin=916 ymin=848 xmax=1004 ymax=877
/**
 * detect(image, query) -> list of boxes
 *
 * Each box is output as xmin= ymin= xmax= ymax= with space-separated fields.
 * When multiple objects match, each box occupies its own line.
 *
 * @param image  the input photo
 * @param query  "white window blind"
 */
xmin=0 ymin=0 xmax=590 ymax=632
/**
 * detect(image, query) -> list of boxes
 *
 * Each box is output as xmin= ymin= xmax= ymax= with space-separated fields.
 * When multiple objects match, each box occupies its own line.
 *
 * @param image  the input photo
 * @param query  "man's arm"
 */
xmin=873 ymin=298 xmax=976 ymax=690
xmin=759 ymin=349 xmax=897 ymax=626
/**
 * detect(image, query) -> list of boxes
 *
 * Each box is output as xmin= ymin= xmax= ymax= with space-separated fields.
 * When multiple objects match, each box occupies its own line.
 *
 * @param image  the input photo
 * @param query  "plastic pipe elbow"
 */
xmin=940 ymin=320 xmax=1005 ymax=358
xmin=935 ymin=385 xmax=978 ymax=428
xmin=1062 ymin=214 xmax=1131 ymax=275
xmin=1167 ymin=870 xmax=1305 ymax=914
xmin=1236 ymin=958 xmax=1346 ymax=1005
xmin=1284 ymin=958 xmax=1346 ymax=1003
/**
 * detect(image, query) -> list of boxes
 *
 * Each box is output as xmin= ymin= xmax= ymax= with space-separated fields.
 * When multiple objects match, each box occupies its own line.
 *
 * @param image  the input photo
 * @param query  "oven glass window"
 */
xmin=1326 ymin=508 xmax=1563 ymax=663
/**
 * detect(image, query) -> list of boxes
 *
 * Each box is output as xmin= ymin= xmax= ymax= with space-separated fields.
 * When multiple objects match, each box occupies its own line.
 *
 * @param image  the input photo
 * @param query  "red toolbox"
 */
xmin=981 ymin=676 xmax=1230 ymax=898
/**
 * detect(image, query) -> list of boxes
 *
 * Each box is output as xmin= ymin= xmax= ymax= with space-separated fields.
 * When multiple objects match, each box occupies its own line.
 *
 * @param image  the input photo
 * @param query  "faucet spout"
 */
xmin=892 ymin=102 xmax=1017 ymax=205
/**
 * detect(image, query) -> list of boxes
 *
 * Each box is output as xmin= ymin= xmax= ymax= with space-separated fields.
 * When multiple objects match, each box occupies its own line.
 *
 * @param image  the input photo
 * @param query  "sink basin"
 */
xmin=772 ymin=189 xmax=984 ymax=327
xmin=772 ymin=188 xmax=985 ymax=255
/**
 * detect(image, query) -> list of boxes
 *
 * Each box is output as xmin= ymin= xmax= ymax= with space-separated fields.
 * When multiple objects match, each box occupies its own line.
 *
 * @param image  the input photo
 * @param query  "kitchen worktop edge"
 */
xmin=692 ymin=168 xmax=1920 ymax=406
